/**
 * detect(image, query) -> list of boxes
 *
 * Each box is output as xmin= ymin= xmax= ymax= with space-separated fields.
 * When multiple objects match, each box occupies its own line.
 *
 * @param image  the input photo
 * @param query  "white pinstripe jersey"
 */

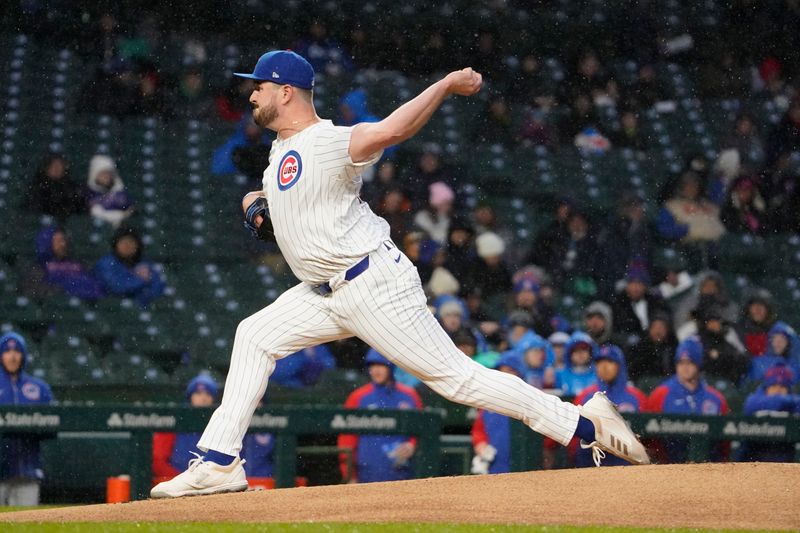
xmin=262 ymin=120 xmax=389 ymax=285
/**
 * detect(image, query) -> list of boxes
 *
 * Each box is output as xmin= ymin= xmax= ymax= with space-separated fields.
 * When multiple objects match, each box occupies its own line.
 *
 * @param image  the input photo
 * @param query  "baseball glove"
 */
xmin=243 ymin=197 xmax=276 ymax=242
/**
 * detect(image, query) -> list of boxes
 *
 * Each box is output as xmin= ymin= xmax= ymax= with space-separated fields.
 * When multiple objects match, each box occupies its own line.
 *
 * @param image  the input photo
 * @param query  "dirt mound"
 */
xmin=3 ymin=463 xmax=797 ymax=530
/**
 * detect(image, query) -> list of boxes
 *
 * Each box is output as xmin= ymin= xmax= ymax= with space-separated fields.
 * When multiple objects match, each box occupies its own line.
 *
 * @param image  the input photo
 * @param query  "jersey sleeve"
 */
xmin=324 ymin=125 xmax=383 ymax=180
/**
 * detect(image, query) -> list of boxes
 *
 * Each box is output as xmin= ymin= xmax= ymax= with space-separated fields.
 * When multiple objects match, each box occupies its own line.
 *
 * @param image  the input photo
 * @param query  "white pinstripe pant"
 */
xmin=197 ymin=242 xmax=580 ymax=455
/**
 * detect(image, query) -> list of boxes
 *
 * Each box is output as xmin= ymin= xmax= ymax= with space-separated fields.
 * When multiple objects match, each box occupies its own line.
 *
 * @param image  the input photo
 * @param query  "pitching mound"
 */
xmin=3 ymin=463 xmax=798 ymax=530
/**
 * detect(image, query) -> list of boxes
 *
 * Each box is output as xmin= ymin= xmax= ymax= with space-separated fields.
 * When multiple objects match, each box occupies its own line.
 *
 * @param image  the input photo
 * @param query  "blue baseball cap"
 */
xmin=234 ymin=50 xmax=315 ymax=90
xmin=675 ymin=336 xmax=704 ymax=367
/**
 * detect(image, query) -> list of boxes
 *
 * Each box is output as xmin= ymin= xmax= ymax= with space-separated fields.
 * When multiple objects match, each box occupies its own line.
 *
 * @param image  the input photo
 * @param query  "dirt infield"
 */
xmin=3 ymin=463 xmax=798 ymax=530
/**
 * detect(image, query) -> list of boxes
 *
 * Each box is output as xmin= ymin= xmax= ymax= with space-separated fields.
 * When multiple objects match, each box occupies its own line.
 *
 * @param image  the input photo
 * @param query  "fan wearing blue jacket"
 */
xmin=94 ymin=227 xmax=165 ymax=307
xmin=647 ymin=336 xmax=729 ymax=463
xmin=573 ymin=344 xmax=647 ymax=467
xmin=749 ymin=322 xmax=800 ymax=383
xmin=511 ymin=332 xmax=555 ymax=389
xmin=0 ymin=332 xmax=54 ymax=506
xmin=337 ymin=350 xmax=423 ymax=483
xmin=554 ymin=332 xmax=598 ymax=396
xmin=152 ymin=375 xmax=218 ymax=483
xmin=470 ymin=354 xmax=527 ymax=474
xmin=740 ymin=364 xmax=800 ymax=462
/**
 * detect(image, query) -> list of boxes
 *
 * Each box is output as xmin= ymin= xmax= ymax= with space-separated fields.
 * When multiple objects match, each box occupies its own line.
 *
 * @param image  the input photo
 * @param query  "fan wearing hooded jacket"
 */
xmin=337 ymin=350 xmax=423 ymax=483
xmin=740 ymin=364 xmax=800 ymax=462
xmin=573 ymin=344 xmax=646 ymax=467
xmin=554 ymin=332 xmax=598 ymax=396
xmin=29 ymin=227 xmax=104 ymax=301
xmin=85 ymin=154 xmax=134 ymax=227
xmin=0 ymin=332 xmax=54 ymax=506
xmin=749 ymin=322 xmax=800 ymax=383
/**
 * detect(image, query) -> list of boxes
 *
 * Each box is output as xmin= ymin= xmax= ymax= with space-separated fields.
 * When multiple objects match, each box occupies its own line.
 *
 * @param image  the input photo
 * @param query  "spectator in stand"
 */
xmin=376 ymin=187 xmax=413 ymax=245
xmin=513 ymin=334 xmax=556 ymax=390
xmin=721 ymin=113 xmax=765 ymax=173
xmin=610 ymin=110 xmax=647 ymax=151
xmin=526 ymin=197 xmax=573 ymax=268
xmin=413 ymin=182 xmax=454 ymax=245
xmin=215 ymin=76 xmax=254 ymax=123
xmin=566 ymin=50 xmax=618 ymax=107
xmin=464 ymin=232 xmax=512 ymax=300
xmin=471 ymin=204 xmax=515 ymax=263
xmin=574 ymin=345 xmax=646 ymax=467
xmin=737 ymin=289 xmax=778 ymax=357
xmin=470 ymin=354 xmax=526 ymax=475
xmin=548 ymin=331 xmax=571 ymax=370
xmin=646 ymin=336 xmax=728 ymax=464
xmin=95 ymin=227 xmax=165 ymax=307
xmin=547 ymin=211 xmax=598 ymax=291
xmin=740 ymin=364 xmax=800 ymax=463
xmin=212 ymin=116 xmax=273 ymax=180
xmin=560 ymin=93 xmax=601 ymax=141
xmin=403 ymin=232 xmax=434 ymax=285
xmin=554 ymin=332 xmax=597 ymax=396
xmin=27 ymin=153 xmax=85 ymax=222
xmin=24 ymin=227 xmax=104 ymax=302
xmin=694 ymin=302 xmax=749 ymax=384
xmin=627 ymin=311 xmax=678 ymax=382
xmin=518 ymin=108 xmax=556 ymax=149
xmin=339 ymin=89 xmax=396 ymax=161
xmin=240 ymin=432 xmax=275 ymax=481
xmin=610 ymin=263 xmax=668 ymax=346
xmin=508 ymin=53 xmax=556 ymax=109
xmin=153 ymin=375 xmax=218 ymax=485
xmin=0 ymin=332 xmax=54 ymax=506
xmin=673 ymin=271 xmax=738 ymax=335
xmin=506 ymin=272 xmax=558 ymax=338
xmin=720 ymin=177 xmax=768 ymax=234
xmin=597 ymin=191 xmax=653 ymax=298
xmin=86 ymin=154 xmax=134 ymax=228
xmin=766 ymin=96 xmax=800 ymax=167
xmin=407 ymin=146 xmax=453 ymax=209
xmin=337 ymin=350 xmax=422 ymax=483
xmin=657 ymin=171 xmax=726 ymax=246
xmin=583 ymin=301 xmax=614 ymax=347
xmin=472 ymin=95 xmax=515 ymax=146
xmin=294 ymin=20 xmax=354 ymax=77
xmin=270 ymin=344 xmax=336 ymax=389
xmin=750 ymin=322 xmax=800 ymax=383
xmin=754 ymin=57 xmax=794 ymax=107
xmin=624 ymin=64 xmax=665 ymax=111
xmin=653 ymin=251 xmax=694 ymax=314
xmin=442 ymin=216 xmax=477 ymax=283
xmin=171 ymin=67 xmax=214 ymax=120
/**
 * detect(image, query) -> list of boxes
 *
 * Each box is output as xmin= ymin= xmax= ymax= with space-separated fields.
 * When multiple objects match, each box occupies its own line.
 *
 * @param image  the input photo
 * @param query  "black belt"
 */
xmin=313 ymin=256 xmax=370 ymax=296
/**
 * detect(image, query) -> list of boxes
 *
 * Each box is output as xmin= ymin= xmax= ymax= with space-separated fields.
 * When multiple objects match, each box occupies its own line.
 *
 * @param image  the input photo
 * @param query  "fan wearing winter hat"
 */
xmin=85 ymin=154 xmax=134 ymax=228
xmin=0 ymin=332 xmax=54 ymax=506
xmin=463 ymin=232 xmax=512 ymax=299
xmin=152 ymin=375 xmax=219 ymax=484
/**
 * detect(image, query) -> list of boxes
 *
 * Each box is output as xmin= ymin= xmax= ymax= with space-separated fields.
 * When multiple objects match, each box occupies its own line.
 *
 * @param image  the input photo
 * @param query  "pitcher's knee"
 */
xmin=425 ymin=364 xmax=477 ymax=403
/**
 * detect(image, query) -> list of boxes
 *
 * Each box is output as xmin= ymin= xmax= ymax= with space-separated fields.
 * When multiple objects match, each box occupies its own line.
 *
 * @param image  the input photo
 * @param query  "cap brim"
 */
xmin=233 ymin=72 xmax=268 ymax=80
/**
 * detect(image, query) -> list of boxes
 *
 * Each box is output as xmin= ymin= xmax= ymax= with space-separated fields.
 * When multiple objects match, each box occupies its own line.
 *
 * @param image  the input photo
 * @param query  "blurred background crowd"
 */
xmin=2 ymin=0 xmax=800 ymax=500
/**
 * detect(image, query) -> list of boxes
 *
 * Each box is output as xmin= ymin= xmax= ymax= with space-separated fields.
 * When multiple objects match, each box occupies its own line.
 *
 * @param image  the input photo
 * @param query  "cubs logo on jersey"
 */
xmin=21 ymin=382 xmax=41 ymax=401
xmin=277 ymin=150 xmax=302 ymax=191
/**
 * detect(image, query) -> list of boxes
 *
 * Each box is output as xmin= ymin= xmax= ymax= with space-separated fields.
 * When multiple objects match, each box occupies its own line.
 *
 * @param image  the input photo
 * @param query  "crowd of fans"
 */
xmin=5 ymin=2 xmax=800 ymax=499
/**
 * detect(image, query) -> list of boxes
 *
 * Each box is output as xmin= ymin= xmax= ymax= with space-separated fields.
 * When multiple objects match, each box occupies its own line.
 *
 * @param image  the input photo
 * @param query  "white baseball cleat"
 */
xmin=579 ymin=391 xmax=651 ymax=466
xmin=150 ymin=453 xmax=248 ymax=498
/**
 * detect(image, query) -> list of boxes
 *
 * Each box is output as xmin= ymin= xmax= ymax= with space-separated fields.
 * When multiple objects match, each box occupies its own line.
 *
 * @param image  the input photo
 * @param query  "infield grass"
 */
xmin=0 ymin=523 xmax=776 ymax=533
